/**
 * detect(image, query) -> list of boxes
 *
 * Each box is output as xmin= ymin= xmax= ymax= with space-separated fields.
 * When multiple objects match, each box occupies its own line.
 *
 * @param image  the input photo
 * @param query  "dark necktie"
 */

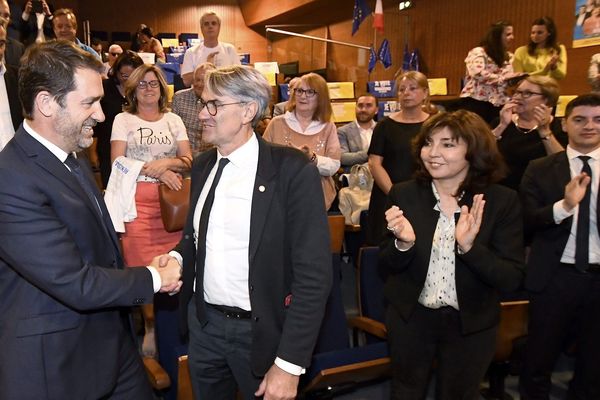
xmin=64 ymin=154 xmax=102 ymax=217
xmin=575 ymin=156 xmax=592 ymax=272
xmin=195 ymin=157 xmax=230 ymax=321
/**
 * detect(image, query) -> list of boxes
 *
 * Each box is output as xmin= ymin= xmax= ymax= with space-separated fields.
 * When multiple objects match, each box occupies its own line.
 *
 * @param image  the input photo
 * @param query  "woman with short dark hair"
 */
xmin=380 ymin=110 xmax=525 ymax=399
xmin=138 ymin=26 xmax=165 ymax=63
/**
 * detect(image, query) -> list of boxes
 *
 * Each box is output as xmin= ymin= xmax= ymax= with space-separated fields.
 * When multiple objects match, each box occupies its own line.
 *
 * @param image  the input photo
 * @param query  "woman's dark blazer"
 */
xmin=379 ymin=180 xmax=525 ymax=334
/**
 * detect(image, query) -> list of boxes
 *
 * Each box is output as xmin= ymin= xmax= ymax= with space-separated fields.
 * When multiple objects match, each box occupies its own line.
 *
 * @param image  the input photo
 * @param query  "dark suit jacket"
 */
xmin=176 ymin=133 xmax=332 ymax=376
xmin=379 ymin=180 xmax=525 ymax=334
xmin=520 ymin=151 xmax=587 ymax=292
xmin=0 ymin=127 xmax=154 ymax=399
xmin=4 ymin=63 xmax=23 ymax=131
xmin=5 ymin=37 xmax=24 ymax=68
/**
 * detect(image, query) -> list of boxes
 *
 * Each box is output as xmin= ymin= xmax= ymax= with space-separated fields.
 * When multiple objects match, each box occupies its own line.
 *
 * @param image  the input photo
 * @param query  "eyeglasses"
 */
xmin=294 ymin=88 xmax=317 ymax=98
xmin=138 ymin=80 xmax=160 ymax=89
xmin=197 ymin=98 xmax=245 ymax=116
xmin=119 ymin=72 xmax=130 ymax=80
xmin=512 ymin=89 xmax=544 ymax=99
xmin=110 ymin=52 xmax=122 ymax=57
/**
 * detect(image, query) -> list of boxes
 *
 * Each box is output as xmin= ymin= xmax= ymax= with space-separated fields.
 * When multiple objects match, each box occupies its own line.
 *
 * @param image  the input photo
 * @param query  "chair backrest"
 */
xmin=328 ymin=214 xmax=345 ymax=254
xmin=357 ymin=246 xmax=385 ymax=323
xmin=177 ymin=355 xmax=193 ymax=400
xmin=311 ymin=250 xmax=350 ymax=354
xmin=494 ymin=300 xmax=529 ymax=361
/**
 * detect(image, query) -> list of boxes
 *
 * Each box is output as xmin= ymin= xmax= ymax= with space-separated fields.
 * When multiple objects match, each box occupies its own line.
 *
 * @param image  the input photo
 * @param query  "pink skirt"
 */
xmin=121 ymin=182 xmax=183 ymax=267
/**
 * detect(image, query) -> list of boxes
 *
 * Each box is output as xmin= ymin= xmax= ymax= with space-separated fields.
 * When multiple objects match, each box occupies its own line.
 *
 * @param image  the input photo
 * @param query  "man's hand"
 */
xmin=563 ymin=173 xmax=592 ymax=212
xmin=254 ymin=364 xmax=299 ymax=400
xmin=150 ymin=254 xmax=182 ymax=293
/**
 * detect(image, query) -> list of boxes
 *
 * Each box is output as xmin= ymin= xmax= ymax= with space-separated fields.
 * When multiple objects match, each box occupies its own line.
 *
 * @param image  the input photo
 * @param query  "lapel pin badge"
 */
xmin=258 ymin=185 xmax=266 ymax=192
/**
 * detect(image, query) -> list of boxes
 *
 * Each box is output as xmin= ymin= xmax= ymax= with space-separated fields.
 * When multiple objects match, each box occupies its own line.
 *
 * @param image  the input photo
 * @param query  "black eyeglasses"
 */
xmin=513 ymin=89 xmax=543 ymax=99
xmin=197 ymin=98 xmax=246 ymax=116
xmin=138 ymin=80 xmax=160 ymax=89
xmin=110 ymin=52 xmax=122 ymax=57
xmin=294 ymin=88 xmax=317 ymax=98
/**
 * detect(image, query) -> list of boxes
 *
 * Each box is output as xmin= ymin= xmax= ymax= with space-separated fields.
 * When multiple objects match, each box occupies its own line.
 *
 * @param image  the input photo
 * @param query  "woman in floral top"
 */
xmin=460 ymin=21 xmax=520 ymax=125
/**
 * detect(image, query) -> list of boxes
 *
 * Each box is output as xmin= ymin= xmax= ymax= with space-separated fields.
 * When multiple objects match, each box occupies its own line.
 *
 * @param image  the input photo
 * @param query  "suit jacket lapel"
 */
xmin=15 ymin=131 xmax=101 ymax=219
xmin=249 ymin=135 xmax=277 ymax=265
xmin=185 ymin=150 xmax=217 ymax=235
xmin=14 ymin=129 xmax=123 ymax=264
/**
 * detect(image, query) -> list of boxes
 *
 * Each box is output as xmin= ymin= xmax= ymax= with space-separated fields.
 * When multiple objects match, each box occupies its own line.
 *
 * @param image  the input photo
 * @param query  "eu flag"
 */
xmin=402 ymin=44 xmax=411 ymax=71
xmin=378 ymin=39 xmax=392 ymax=69
xmin=368 ymin=46 xmax=377 ymax=73
xmin=352 ymin=0 xmax=371 ymax=36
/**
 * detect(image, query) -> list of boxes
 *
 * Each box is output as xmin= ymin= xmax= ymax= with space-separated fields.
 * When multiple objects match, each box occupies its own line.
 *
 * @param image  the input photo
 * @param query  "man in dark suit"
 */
xmin=0 ymin=40 xmax=181 ymax=400
xmin=158 ymin=65 xmax=332 ymax=400
xmin=519 ymin=94 xmax=600 ymax=399
xmin=0 ymin=0 xmax=23 ymax=67
xmin=0 ymin=16 xmax=22 ymax=146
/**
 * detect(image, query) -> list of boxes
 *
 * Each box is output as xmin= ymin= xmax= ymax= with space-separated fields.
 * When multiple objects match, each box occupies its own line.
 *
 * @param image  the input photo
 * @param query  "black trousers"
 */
xmin=386 ymin=304 xmax=496 ymax=400
xmin=520 ymin=266 xmax=600 ymax=400
xmin=187 ymin=298 xmax=262 ymax=400
xmin=457 ymin=97 xmax=501 ymax=126
xmin=103 ymin=315 xmax=156 ymax=400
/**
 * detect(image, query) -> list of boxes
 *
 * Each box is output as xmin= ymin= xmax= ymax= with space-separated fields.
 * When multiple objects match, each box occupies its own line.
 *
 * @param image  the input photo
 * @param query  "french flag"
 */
xmin=373 ymin=0 xmax=384 ymax=34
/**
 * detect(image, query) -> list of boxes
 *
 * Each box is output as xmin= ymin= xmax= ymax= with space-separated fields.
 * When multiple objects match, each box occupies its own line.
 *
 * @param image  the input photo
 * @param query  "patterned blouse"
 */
xmin=417 ymin=183 xmax=461 ymax=310
xmin=460 ymin=46 xmax=514 ymax=107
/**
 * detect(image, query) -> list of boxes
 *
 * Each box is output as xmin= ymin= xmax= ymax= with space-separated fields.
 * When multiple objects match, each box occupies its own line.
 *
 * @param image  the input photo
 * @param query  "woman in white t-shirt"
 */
xmin=111 ymin=64 xmax=191 ymax=360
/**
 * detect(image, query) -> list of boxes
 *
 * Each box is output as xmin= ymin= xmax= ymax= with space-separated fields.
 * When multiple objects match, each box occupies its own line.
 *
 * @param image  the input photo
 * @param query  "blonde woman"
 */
xmin=366 ymin=71 xmax=436 ymax=245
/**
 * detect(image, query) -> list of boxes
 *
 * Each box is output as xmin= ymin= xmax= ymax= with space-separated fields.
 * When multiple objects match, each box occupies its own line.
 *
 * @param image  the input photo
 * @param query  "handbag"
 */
xmin=158 ymin=178 xmax=191 ymax=232
xmin=338 ymin=164 xmax=373 ymax=225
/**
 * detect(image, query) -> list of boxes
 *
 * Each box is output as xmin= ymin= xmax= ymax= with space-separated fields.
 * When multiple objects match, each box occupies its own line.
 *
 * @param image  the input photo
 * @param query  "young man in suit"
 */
xmin=157 ymin=65 xmax=332 ymax=400
xmin=0 ymin=40 xmax=181 ymax=400
xmin=519 ymin=94 xmax=600 ymax=399
xmin=337 ymin=93 xmax=378 ymax=169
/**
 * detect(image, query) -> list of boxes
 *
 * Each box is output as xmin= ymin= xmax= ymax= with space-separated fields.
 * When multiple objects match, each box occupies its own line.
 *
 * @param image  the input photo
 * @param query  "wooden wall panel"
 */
xmin=33 ymin=0 xmax=270 ymax=64
xmin=12 ymin=0 xmax=594 ymax=97
xmin=268 ymin=27 xmax=328 ymax=73
xmin=324 ymin=0 xmax=593 ymax=97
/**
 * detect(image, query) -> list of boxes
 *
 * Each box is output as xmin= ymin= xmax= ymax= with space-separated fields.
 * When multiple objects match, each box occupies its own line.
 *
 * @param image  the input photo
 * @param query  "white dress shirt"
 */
xmin=355 ymin=120 xmax=375 ymax=151
xmin=193 ymin=134 xmax=258 ymax=310
xmin=177 ymin=133 xmax=305 ymax=375
xmin=554 ymin=146 xmax=600 ymax=264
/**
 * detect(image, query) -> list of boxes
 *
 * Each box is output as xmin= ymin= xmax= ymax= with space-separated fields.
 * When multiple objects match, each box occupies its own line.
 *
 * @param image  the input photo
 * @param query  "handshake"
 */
xmin=150 ymin=254 xmax=183 ymax=294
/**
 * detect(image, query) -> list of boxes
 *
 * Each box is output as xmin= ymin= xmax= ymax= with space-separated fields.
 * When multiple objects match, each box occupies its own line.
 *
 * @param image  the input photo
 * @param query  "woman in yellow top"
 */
xmin=513 ymin=17 xmax=566 ymax=80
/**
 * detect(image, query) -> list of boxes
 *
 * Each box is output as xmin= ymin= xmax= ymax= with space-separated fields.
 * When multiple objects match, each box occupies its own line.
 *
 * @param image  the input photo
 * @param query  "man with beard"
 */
xmin=172 ymin=62 xmax=216 ymax=157
xmin=0 ymin=40 xmax=182 ymax=400
xmin=337 ymin=93 xmax=378 ymax=169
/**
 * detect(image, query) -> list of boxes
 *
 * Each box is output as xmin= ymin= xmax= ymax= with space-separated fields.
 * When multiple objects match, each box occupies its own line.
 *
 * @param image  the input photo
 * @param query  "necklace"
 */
xmin=514 ymin=115 xmax=538 ymax=134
